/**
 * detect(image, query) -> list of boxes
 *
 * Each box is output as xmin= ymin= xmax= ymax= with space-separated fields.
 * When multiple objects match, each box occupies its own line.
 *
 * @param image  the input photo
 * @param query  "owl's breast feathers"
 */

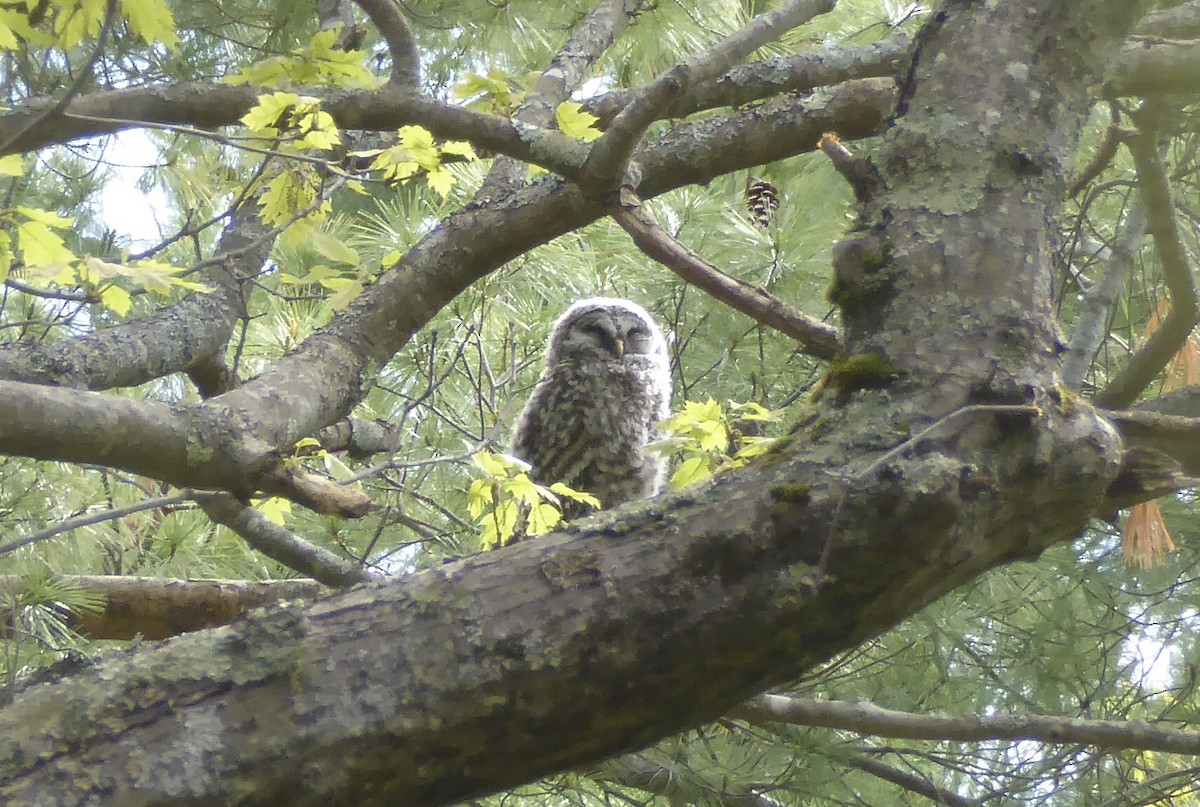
xmin=514 ymin=360 xmax=667 ymax=506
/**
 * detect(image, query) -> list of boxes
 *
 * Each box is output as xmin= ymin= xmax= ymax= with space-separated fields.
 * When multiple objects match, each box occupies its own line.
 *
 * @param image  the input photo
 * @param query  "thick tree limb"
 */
xmin=0 ymin=576 xmax=327 ymax=641
xmin=735 ymin=695 xmax=1200 ymax=755
xmin=0 ymin=3 xmax=1145 ymax=803
xmin=1110 ymin=38 xmax=1200 ymax=96
xmin=1135 ymin=1 xmax=1200 ymax=39
xmin=612 ymin=195 xmax=840 ymax=358
xmin=0 ymin=379 xmax=373 ymax=515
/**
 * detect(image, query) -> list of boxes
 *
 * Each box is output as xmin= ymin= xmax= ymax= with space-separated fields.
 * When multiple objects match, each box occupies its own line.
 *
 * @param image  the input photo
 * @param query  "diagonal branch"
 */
xmin=734 ymin=695 xmax=1200 ymax=754
xmin=483 ymin=0 xmax=647 ymax=192
xmin=585 ymin=33 xmax=909 ymax=126
xmin=579 ymin=0 xmax=837 ymax=189
xmin=201 ymin=495 xmax=377 ymax=587
xmin=611 ymin=193 xmax=840 ymax=358
xmin=1062 ymin=201 xmax=1146 ymax=389
xmin=841 ymin=754 xmax=973 ymax=807
xmin=0 ymin=201 xmax=272 ymax=390
xmin=351 ymin=0 xmax=419 ymax=85
xmin=1095 ymin=113 xmax=1199 ymax=408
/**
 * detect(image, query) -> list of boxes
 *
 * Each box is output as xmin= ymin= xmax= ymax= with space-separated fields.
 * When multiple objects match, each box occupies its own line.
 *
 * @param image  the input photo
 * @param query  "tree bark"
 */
xmin=0 ymin=2 xmax=1153 ymax=804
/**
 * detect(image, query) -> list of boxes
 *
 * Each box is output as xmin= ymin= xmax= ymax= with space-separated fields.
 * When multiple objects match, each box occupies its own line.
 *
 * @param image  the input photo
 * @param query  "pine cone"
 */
xmin=746 ymin=178 xmax=780 ymax=228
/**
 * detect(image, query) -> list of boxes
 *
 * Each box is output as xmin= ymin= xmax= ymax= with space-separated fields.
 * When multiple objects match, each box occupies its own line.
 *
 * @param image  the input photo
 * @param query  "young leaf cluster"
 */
xmin=653 ymin=399 xmax=781 ymax=490
xmin=468 ymin=451 xmax=599 ymax=550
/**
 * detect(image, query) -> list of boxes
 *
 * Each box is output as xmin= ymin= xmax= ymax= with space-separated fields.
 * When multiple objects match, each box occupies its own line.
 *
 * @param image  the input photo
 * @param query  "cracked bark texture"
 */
xmin=0 ymin=1 xmax=1157 ymax=805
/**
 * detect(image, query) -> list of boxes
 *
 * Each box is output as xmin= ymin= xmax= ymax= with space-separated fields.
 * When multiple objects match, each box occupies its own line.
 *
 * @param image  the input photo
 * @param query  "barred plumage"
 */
xmin=511 ymin=298 xmax=672 ymax=519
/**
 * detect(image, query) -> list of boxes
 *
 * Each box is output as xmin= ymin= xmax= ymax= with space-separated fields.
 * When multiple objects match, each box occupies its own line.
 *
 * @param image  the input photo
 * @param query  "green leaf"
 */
xmin=426 ymin=166 xmax=456 ymax=198
xmin=323 ymin=451 xmax=355 ymax=481
xmin=0 ymin=155 xmax=24 ymax=176
xmin=729 ymin=400 xmax=781 ymax=422
xmin=473 ymin=451 xmax=509 ymax=478
xmin=55 ymin=0 xmax=108 ymax=46
xmin=98 ymin=285 xmax=132 ymax=316
xmin=17 ymin=220 xmax=76 ymax=267
xmin=505 ymin=473 xmax=544 ymax=507
xmin=121 ymin=0 xmax=180 ymax=48
xmin=256 ymin=497 xmax=292 ymax=525
xmin=308 ymin=230 xmax=360 ymax=267
xmin=669 ymin=456 xmax=712 ymax=491
xmin=240 ymin=92 xmax=301 ymax=131
xmin=440 ymin=141 xmax=477 ymax=160
xmin=15 ymin=206 xmax=74 ymax=228
xmin=321 ymin=277 xmax=364 ymax=311
xmin=0 ymin=231 xmax=12 ymax=283
xmin=733 ymin=436 xmax=780 ymax=461
xmin=527 ymin=502 xmax=562 ymax=535
xmin=549 ymin=482 xmax=601 ymax=509
xmin=555 ymin=101 xmax=602 ymax=142
xmin=467 ymin=479 xmax=494 ymax=519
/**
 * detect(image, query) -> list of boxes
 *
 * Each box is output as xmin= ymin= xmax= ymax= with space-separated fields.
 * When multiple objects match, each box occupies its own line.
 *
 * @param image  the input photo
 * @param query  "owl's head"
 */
xmin=546 ymin=298 xmax=668 ymax=367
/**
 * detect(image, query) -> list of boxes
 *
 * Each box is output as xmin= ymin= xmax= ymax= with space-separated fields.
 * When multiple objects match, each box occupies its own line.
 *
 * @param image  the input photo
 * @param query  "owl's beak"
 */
xmin=613 ymin=337 xmax=625 ymax=359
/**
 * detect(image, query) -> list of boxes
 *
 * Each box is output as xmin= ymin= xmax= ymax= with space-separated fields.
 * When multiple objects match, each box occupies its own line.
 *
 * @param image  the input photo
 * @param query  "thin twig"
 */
xmin=0 ymin=491 xmax=206 ymax=555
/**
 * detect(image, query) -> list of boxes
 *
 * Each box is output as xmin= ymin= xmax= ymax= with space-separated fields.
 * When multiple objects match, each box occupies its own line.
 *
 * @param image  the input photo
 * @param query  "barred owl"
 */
xmin=511 ymin=298 xmax=672 ymax=519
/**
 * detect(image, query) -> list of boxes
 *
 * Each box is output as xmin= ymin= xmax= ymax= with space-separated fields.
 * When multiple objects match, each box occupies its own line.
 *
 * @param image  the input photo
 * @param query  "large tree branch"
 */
xmin=351 ymin=0 xmax=419 ymax=85
xmin=481 ymin=0 xmax=647 ymax=193
xmin=585 ymin=33 xmax=910 ymax=124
